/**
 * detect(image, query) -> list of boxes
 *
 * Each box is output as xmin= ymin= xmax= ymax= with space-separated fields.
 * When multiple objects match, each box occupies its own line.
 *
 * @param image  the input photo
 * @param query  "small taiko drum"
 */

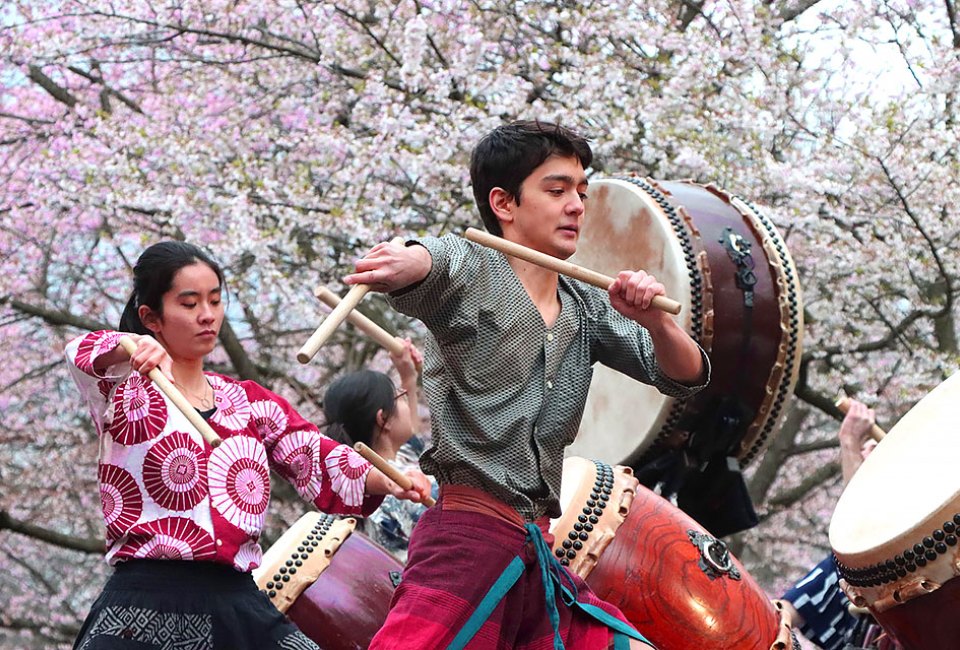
xmin=551 ymin=457 xmax=797 ymax=650
xmin=253 ymin=512 xmax=402 ymax=650
xmin=568 ymin=177 xmax=803 ymax=469
xmin=830 ymin=371 xmax=960 ymax=650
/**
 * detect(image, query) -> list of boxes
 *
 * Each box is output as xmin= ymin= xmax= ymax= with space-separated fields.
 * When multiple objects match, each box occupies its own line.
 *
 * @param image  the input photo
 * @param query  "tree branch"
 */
xmin=2 ymin=297 xmax=107 ymax=332
xmin=0 ymin=510 xmax=102 ymax=553
xmin=218 ymin=319 xmax=265 ymax=385
xmin=66 ymin=64 xmax=144 ymax=114
xmin=947 ymin=0 xmax=960 ymax=49
xmin=27 ymin=65 xmax=79 ymax=108
xmin=748 ymin=404 xmax=811 ymax=505
xmin=675 ymin=0 xmax=706 ymax=32
xmin=776 ymin=0 xmax=827 ymax=23
xmin=767 ymin=460 xmax=841 ymax=510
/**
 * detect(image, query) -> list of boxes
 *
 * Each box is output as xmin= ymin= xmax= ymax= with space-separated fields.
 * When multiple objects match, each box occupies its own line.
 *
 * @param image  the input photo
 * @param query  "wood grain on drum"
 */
xmin=552 ymin=458 xmax=784 ymax=650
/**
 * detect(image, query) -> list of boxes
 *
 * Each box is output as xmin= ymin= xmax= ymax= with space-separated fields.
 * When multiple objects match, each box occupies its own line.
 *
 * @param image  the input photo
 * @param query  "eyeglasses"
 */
xmin=394 ymin=389 xmax=408 ymax=402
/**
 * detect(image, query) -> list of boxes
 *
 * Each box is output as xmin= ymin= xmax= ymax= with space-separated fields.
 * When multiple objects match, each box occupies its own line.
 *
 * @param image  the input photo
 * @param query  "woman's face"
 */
xmin=380 ymin=389 xmax=415 ymax=447
xmin=142 ymin=262 xmax=223 ymax=361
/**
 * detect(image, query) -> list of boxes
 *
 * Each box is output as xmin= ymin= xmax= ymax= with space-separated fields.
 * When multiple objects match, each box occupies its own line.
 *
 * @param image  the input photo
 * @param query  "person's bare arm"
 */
xmin=390 ymin=338 xmax=422 ymax=436
xmin=839 ymin=399 xmax=877 ymax=485
xmin=608 ymin=270 xmax=704 ymax=384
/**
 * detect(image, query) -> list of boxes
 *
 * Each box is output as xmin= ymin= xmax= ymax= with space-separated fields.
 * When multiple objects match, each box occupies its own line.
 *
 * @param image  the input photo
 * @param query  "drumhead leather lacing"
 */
xmin=253 ymin=513 xmax=356 ymax=612
xmin=835 ymin=512 xmax=960 ymax=589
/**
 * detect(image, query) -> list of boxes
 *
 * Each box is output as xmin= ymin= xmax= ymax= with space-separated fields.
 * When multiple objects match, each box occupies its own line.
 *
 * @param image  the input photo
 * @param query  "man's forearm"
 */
xmin=647 ymin=321 xmax=705 ymax=385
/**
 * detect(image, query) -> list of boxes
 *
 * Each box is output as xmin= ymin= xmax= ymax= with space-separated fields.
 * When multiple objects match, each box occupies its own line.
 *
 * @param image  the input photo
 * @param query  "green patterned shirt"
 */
xmin=389 ymin=235 xmax=709 ymax=520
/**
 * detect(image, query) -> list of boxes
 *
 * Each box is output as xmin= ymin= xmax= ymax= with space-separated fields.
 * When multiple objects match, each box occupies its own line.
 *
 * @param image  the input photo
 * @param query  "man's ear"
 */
xmin=138 ymin=305 xmax=161 ymax=335
xmin=489 ymin=187 xmax=515 ymax=226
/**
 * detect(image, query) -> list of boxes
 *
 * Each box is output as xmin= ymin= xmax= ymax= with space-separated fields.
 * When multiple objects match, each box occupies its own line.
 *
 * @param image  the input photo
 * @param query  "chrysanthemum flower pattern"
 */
xmin=64 ymin=330 xmax=375 ymax=571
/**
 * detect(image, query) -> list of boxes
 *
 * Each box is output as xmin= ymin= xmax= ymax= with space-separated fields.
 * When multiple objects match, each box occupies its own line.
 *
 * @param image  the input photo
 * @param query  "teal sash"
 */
xmin=446 ymin=523 xmax=651 ymax=650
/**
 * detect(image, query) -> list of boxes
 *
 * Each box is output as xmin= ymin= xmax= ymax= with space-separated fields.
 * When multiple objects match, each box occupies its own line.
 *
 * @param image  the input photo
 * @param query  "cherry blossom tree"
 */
xmin=1 ymin=0 xmax=957 ymax=645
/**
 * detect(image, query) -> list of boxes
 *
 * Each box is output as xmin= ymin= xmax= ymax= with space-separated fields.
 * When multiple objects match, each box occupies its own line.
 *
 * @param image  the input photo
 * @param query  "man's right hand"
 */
xmin=343 ymin=240 xmax=432 ymax=293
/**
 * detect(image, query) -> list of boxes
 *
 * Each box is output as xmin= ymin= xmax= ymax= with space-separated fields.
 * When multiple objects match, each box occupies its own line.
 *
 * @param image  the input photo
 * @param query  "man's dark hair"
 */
xmin=469 ymin=120 xmax=592 ymax=236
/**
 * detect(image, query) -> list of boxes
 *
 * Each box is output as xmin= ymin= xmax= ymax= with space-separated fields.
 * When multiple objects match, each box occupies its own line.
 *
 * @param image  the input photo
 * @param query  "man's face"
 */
xmin=502 ymin=154 xmax=588 ymax=259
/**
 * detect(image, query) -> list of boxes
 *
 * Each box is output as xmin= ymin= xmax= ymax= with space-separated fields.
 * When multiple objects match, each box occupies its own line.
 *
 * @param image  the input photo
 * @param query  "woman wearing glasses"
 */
xmin=323 ymin=339 xmax=436 ymax=561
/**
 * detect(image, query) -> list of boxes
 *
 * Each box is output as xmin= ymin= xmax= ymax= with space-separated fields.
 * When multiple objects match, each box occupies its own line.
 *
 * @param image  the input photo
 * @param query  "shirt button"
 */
xmin=216 ymin=539 xmax=223 ymax=547
xmin=546 ymin=380 xmax=554 ymax=389
xmin=546 ymin=332 xmax=554 ymax=342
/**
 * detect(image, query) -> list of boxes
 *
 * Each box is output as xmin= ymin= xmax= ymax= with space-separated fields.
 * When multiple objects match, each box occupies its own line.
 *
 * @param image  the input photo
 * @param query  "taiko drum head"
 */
xmin=830 ymin=370 xmax=960 ymax=614
xmin=567 ymin=177 xmax=803 ymax=470
xmin=566 ymin=178 xmax=695 ymax=465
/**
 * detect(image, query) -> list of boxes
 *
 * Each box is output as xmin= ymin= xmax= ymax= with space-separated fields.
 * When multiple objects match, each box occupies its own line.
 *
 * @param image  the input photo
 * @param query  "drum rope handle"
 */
xmin=117 ymin=336 xmax=222 ymax=448
xmin=463 ymin=227 xmax=682 ymax=315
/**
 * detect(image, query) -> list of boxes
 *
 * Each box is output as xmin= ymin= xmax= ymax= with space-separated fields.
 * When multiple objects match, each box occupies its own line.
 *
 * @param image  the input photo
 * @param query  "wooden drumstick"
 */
xmin=297 ymin=237 xmax=405 ymax=364
xmin=117 ymin=336 xmax=223 ymax=448
xmin=353 ymin=442 xmax=436 ymax=507
xmin=835 ymin=396 xmax=887 ymax=441
xmin=314 ymin=287 xmax=404 ymax=355
xmin=298 ymin=284 xmax=371 ymax=364
xmin=463 ymin=227 xmax=682 ymax=315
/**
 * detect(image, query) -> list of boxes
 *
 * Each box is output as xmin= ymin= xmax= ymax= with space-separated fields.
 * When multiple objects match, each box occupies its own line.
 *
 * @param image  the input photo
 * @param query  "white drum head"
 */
xmin=830 ymin=371 xmax=960 ymax=558
xmin=565 ymin=178 xmax=695 ymax=465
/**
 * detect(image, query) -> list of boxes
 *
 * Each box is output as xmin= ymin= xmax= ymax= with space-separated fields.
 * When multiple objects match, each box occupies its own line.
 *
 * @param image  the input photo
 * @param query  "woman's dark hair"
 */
xmin=118 ymin=241 xmax=226 ymax=334
xmin=323 ymin=370 xmax=397 ymax=447
xmin=469 ymin=120 xmax=593 ymax=237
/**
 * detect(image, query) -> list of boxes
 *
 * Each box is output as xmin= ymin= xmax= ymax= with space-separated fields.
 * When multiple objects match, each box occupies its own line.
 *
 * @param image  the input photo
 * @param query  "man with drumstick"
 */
xmin=344 ymin=120 xmax=709 ymax=649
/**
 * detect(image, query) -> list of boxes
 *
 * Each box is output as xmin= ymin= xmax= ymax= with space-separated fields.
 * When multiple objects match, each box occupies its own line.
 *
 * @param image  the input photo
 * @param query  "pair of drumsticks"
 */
xmin=295 ymin=229 xmax=684 ymax=504
xmin=120 ymin=229 xmax=684 ymax=506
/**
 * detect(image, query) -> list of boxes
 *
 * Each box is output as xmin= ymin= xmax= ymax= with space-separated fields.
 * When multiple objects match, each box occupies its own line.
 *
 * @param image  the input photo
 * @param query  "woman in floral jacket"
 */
xmin=67 ymin=241 xmax=429 ymax=650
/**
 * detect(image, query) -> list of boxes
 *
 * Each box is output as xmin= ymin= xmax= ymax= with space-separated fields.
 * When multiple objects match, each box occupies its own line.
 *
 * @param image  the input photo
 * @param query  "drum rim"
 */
xmin=830 ymin=372 xmax=960 ymax=609
xmin=550 ymin=456 xmax=637 ymax=578
xmin=253 ymin=512 xmax=357 ymax=612
xmin=568 ymin=177 xmax=694 ymax=464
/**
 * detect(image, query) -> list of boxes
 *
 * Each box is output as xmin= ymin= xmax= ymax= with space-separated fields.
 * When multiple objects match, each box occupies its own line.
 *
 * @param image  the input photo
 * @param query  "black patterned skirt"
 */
xmin=73 ymin=560 xmax=319 ymax=650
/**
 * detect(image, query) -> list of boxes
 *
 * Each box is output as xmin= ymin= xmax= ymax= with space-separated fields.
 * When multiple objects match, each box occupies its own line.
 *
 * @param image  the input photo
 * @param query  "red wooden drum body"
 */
xmin=254 ymin=513 xmax=401 ymax=650
xmin=568 ymin=178 xmax=803 ymax=468
xmin=551 ymin=457 xmax=795 ymax=649
xmin=830 ymin=371 xmax=960 ymax=650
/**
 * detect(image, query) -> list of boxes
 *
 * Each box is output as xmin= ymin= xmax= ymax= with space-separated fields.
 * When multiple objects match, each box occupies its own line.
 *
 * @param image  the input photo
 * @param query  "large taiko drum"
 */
xmin=830 ymin=371 xmax=960 ymax=650
xmin=568 ymin=177 xmax=803 ymax=471
xmin=551 ymin=457 xmax=797 ymax=649
xmin=253 ymin=513 xmax=402 ymax=650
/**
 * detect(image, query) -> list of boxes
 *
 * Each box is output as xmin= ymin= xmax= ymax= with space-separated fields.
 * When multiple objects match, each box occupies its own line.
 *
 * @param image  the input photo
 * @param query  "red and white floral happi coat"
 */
xmin=65 ymin=330 xmax=382 ymax=571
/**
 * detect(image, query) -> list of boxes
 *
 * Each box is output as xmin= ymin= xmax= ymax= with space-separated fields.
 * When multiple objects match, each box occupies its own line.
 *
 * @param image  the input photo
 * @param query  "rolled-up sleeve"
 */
xmin=388 ymin=235 xmax=486 ymax=335
xmin=585 ymin=286 xmax=710 ymax=398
